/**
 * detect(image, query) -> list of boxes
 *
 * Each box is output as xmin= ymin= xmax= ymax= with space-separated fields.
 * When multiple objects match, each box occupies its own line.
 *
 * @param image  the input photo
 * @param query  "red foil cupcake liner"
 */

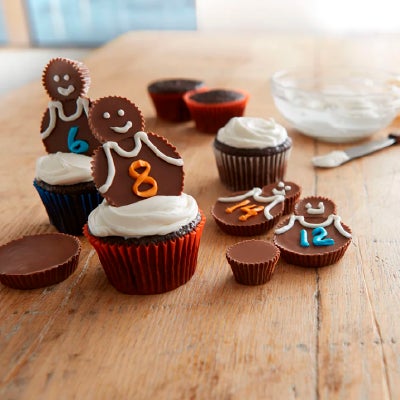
xmin=84 ymin=211 xmax=206 ymax=294
xmin=213 ymin=147 xmax=291 ymax=191
xmin=148 ymin=92 xmax=193 ymax=122
xmin=183 ymin=90 xmax=249 ymax=134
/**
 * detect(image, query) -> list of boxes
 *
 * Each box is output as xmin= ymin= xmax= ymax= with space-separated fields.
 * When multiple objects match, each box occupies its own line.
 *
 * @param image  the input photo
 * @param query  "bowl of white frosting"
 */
xmin=270 ymin=68 xmax=400 ymax=143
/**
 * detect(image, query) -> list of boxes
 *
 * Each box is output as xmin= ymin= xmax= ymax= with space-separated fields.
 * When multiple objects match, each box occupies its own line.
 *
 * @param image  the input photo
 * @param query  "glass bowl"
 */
xmin=270 ymin=68 xmax=400 ymax=143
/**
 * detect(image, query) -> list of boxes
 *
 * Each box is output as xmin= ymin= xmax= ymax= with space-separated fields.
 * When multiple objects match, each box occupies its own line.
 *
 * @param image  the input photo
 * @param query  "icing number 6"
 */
xmin=68 ymin=126 xmax=89 ymax=154
xmin=129 ymin=160 xmax=158 ymax=198
xmin=300 ymin=227 xmax=335 ymax=248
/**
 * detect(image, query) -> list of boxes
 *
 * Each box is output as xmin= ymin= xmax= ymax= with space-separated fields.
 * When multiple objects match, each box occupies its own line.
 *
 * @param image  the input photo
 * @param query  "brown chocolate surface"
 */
xmin=227 ymin=240 xmax=280 ymax=264
xmin=190 ymin=89 xmax=244 ymax=104
xmin=42 ymin=58 xmax=90 ymax=101
xmin=0 ymin=233 xmax=80 ymax=275
xmin=262 ymin=181 xmax=301 ymax=214
xmin=88 ymin=96 xmax=145 ymax=144
xmin=41 ymin=98 xmax=101 ymax=155
xmin=92 ymin=132 xmax=184 ymax=207
xmin=294 ymin=196 xmax=337 ymax=223
xmin=148 ymin=79 xmax=204 ymax=94
xmin=211 ymin=188 xmax=284 ymax=232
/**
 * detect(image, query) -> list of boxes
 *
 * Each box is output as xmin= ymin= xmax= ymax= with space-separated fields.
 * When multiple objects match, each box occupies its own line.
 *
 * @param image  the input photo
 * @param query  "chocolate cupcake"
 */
xmin=183 ymin=88 xmax=249 ymax=133
xmin=226 ymin=239 xmax=280 ymax=285
xmin=33 ymin=58 xmax=112 ymax=235
xmin=147 ymin=78 xmax=205 ymax=122
xmin=0 ymin=233 xmax=81 ymax=289
xmin=211 ymin=186 xmax=285 ymax=236
xmin=84 ymin=96 xmax=205 ymax=295
xmin=213 ymin=117 xmax=292 ymax=191
xmin=274 ymin=196 xmax=352 ymax=267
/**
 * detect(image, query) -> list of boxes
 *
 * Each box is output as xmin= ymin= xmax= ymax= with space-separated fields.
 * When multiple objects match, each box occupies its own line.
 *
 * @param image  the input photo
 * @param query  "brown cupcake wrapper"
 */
xmin=148 ymin=91 xmax=193 ymax=122
xmin=227 ymin=247 xmax=280 ymax=285
xmin=84 ymin=211 xmax=206 ymax=294
xmin=284 ymin=192 xmax=301 ymax=215
xmin=214 ymin=147 xmax=291 ymax=191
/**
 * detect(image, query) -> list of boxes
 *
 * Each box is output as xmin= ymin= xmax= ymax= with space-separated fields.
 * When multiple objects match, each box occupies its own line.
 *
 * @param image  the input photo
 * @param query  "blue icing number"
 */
xmin=312 ymin=227 xmax=335 ymax=246
xmin=299 ymin=227 xmax=335 ymax=247
xmin=68 ymin=126 xmax=89 ymax=154
xmin=300 ymin=229 xmax=310 ymax=247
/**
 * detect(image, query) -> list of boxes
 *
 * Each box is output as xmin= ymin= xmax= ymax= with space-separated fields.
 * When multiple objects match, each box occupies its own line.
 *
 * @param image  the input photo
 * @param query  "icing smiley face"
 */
xmin=294 ymin=196 xmax=336 ymax=220
xmin=89 ymin=96 xmax=145 ymax=143
xmin=42 ymin=58 xmax=90 ymax=101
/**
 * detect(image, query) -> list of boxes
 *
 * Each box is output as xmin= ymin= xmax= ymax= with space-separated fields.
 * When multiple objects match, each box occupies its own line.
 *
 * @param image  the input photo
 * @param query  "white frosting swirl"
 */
xmin=88 ymin=194 xmax=199 ymax=238
xmin=35 ymin=152 xmax=93 ymax=185
xmin=216 ymin=117 xmax=288 ymax=148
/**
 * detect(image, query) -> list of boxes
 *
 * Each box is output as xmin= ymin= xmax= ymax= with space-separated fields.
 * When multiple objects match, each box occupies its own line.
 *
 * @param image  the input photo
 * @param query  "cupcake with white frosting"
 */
xmin=213 ymin=117 xmax=292 ymax=191
xmin=33 ymin=58 xmax=106 ymax=235
xmin=83 ymin=96 xmax=205 ymax=295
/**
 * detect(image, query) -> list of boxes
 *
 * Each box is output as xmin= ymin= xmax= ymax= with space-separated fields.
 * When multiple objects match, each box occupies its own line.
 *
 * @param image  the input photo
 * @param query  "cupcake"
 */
xmin=0 ymin=233 xmax=81 ymax=290
xmin=33 ymin=57 xmax=107 ymax=235
xmin=213 ymin=117 xmax=292 ymax=191
xmin=147 ymin=78 xmax=205 ymax=122
xmin=211 ymin=186 xmax=285 ymax=236
xmin=84 ymin=96 xmax=205 ymax=295
xmin=226 ymin=239 xmax=280 ymax=285
xmin=183 ymin=88 xmax=249 ymax=133
xmin=274 ymin=196 xmax=352 ymax=267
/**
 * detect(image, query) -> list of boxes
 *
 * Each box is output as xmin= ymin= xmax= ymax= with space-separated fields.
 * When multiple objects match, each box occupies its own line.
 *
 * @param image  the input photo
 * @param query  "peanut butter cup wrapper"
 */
xmin=84 ymin=212 xmax=206 ymax=295
xmin=213 ymin=142 xmax=292 ymax=191
xmin=183 ymin=90 xmax=249 ymax=133
xmin=0 ymin=233 xmax=81 ymax=290
xmin=226 ymin=240 xmax=280 ymax=285
xmin=273 ymin=221 xmax=352 ymax=268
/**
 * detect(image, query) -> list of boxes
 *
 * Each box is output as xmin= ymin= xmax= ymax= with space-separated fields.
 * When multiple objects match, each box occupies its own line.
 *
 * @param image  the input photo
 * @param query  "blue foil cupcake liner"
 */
xmin=33 ymin=180 xmax=102 ymax=236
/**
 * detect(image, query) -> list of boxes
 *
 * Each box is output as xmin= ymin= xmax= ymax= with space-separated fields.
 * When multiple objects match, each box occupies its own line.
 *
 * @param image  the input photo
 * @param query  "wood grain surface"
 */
xmin=1 ymin=31 xmax=400 ymax=400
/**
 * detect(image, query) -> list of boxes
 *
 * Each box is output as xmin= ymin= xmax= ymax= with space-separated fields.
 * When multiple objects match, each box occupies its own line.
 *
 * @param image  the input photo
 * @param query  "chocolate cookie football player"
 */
xmin=273 ymin=196 xmax=352 ymax=267
xmin=84 ymin=96 xmax=205 ymax=295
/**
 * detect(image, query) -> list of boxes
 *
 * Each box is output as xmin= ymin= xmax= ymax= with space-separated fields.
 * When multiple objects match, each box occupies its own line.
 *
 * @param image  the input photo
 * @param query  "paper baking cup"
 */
xmin=213 ymin=146 xmax=291 ymax=191
xmin=84 ymin=211 xmax=206 ymax=295
xmin=34 ymin=180 xmax=102 ymax=236
xmin=183 ymin=90 xmax=249 ymax=133
xmin=149 ymin=91 xmax=193 ymax=122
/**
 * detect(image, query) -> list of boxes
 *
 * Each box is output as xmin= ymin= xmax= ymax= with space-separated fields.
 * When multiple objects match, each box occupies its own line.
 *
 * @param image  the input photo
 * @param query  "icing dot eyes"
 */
xmin=118 ymin=109 xmax=125 ymax=116
xmin=103 ymin=112 xmax=110 ymax=119
xmin=53 ymin=75 xmax=60 ymax=82
xmin=63 ymin=74 xmax=70 ymax=81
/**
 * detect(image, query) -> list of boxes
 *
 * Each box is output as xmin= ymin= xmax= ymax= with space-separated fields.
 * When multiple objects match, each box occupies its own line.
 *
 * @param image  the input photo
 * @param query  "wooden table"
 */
xmin=1 ymin=31 xmax=400 ymax=400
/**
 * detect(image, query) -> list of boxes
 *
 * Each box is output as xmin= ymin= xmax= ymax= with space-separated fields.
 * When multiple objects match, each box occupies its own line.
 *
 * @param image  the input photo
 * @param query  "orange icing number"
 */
xmin=225 ymin=200 xmax=264 ymax=221
xmin=128 ymin=160 xmax=158 ymax=198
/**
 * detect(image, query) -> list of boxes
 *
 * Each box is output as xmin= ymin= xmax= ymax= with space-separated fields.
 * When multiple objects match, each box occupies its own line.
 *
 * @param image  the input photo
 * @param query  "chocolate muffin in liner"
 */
xmin=0 ymin=233 xmax=81 ymax=289
xmin=213 ymin=137 xmax=292 ymax=191
xmin=148 ymin=78 xmax=205 ymax=122
xmin=34 ymin=179 xmax=102 ymax=236
xmin=183 ymin=89 xmax=249 ymax=133
xmin=84 ymin=211 xmax=206 ymax=295
xmin=226 ymin=239 xmax=280 ymax=285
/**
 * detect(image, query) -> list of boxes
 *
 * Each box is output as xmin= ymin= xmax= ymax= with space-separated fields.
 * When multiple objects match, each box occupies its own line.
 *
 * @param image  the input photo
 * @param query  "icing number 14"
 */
xmin=300 ymin=227 xmax=335 ymax=248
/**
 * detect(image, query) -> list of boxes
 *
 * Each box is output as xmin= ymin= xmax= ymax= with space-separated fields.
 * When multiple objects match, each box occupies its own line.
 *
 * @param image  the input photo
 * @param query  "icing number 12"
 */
xmin=68 ymin=126 xmax=89 ymax=154
xmin=300 ymin=227 xmax=334 ymax=248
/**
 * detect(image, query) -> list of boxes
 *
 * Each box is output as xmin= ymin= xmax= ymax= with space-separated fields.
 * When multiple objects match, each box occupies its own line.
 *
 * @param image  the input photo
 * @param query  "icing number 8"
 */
xmin=300 ymin=227 xmax=334 ymax=248
xmin=67 ymin=126 xmax=89 ymax=154
xmin=129 ymin=160 xmax=158 ymax=198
